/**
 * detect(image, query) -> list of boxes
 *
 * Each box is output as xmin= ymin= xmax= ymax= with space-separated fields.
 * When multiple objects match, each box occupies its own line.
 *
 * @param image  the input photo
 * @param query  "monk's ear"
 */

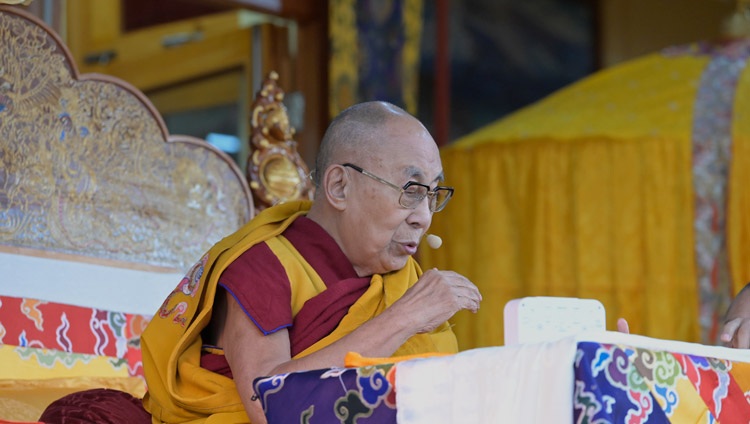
xmin=322 ymin=165 xmax=349 ymax=210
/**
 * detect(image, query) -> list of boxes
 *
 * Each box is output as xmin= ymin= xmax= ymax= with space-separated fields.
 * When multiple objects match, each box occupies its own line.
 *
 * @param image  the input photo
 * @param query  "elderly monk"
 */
xmin=138 ymin=101 xmax=482 ymax=423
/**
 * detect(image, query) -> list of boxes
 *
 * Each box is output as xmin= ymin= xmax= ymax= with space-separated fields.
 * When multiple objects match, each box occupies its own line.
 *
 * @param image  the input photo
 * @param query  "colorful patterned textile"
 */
xmin=255 ymin=364 xmax=397 ymax=423
xmin=574 ymin=341 xmax=750 ymax=423
xmin=256 ymin=336 xmax=750 ymax=424
xmin=0 ymin=295 xmax=151 ymax=421
xmin=0 ymin=295 xmax=150 ymax=379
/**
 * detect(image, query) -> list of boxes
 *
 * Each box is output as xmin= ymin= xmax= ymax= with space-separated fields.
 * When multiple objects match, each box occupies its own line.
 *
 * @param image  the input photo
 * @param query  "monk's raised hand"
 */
xmin=395 ymin=268 xmax=482 ymax=333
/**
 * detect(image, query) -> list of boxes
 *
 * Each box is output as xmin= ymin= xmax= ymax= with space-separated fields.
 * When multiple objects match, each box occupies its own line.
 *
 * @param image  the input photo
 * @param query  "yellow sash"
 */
xmin=142 ymin=200 xmax=457 ymax=423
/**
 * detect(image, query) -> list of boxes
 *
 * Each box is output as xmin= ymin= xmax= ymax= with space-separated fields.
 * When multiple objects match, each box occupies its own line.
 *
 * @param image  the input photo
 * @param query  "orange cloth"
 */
xmin=344 ymin=351 xmax=453 ymax=368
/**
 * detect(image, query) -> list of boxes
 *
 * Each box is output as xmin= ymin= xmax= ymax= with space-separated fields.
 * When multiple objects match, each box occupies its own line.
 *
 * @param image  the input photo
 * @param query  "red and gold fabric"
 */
xmin=0 ymin=294 xmax=151 ymax=421
xmin=0 ymin=295 xmax=148 ymax=379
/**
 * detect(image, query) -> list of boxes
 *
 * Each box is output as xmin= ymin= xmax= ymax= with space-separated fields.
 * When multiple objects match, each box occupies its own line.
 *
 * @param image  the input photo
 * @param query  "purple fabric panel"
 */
xmin=254 ymin=364 xmax=397 ymax=423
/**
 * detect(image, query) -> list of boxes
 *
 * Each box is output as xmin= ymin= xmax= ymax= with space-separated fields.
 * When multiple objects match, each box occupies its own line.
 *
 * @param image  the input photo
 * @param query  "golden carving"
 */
xmin=247 ymin=71 xmax=314 ymax=212
xmin=0 ymin=8 xmax=253 ymax=270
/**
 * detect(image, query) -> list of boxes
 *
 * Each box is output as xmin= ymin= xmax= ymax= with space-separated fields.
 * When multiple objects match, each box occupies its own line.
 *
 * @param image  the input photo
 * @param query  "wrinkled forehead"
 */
xmin=368 ymin=116 xmax=441 ymax=172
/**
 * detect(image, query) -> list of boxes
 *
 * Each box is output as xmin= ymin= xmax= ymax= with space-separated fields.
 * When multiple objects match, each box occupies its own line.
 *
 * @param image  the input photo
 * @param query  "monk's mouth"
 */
xmin=399 ymin=241 xmax=418 ymax=255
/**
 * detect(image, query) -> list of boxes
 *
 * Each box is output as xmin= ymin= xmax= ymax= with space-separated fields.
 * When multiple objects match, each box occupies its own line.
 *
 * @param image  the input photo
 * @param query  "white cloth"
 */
xmin=0 ymin=251 xmax=182 ymax=315
xmin=395 ymin=337 xmax=578 ymax=424
xmin=574 ymin=330 xmax=750 ymax=363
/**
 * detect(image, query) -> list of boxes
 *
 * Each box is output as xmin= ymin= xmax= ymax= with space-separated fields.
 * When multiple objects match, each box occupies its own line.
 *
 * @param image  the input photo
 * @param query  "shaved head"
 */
xmin=306 ymin=100 xmax=442 ymax=276
xmin=312 ymin=101 xmax=417 ymax=188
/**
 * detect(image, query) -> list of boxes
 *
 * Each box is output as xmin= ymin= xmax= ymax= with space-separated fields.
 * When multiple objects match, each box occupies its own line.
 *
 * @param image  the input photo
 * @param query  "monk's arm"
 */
xmin=222 ymin=290 xmax=415 ymax=423
xmin=222 ymin=268 xmax=481 ymax=419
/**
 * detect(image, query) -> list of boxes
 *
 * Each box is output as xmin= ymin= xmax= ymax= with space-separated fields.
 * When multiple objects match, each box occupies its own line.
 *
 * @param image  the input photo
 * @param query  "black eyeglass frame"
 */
xmin=342 ymin=163 xmax=454 ymax=212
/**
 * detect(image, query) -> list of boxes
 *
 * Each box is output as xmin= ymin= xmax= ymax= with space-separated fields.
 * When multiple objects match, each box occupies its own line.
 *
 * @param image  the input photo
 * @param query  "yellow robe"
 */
xmin=141 ymin=200 xmax=457 ymax=423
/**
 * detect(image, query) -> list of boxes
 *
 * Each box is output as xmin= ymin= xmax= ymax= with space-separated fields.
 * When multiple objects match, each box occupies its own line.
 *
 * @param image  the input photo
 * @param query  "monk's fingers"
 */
xmin=720 ymin=318 xmax=743 ymax=347
xmin=459 ymin=294 xmax=480 ymax=313
xmin=719 ymin=318 xmax=750 ymax=349
xmin=443 ymin=282 xmax=480 ymax=314
xmin=413 ymin=270 xmax=482 ymax=315
xmin=438 ymin=271 xmax=482 ymax=300
xmin=735 ymin=320 xmax=750 ymax=349
xmin=616 ymin=318 xmax=630 ymax=334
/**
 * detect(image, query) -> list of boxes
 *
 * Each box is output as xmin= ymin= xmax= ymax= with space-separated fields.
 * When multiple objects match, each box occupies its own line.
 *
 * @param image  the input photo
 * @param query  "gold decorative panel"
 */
xmin=0 ymin=7 xmax=253 ymax=270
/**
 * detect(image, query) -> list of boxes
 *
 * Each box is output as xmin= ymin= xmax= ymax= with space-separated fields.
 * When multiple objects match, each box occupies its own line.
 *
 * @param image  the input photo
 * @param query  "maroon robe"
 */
xmin=201 ymin=216 xmax=371 ymax=376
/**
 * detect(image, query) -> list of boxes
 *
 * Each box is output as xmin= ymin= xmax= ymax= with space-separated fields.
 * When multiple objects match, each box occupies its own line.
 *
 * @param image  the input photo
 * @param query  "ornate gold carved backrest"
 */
xmin=0 ymin=7 xmax=254 ymax=270
xmin=247 ymin=71 xmax=314 ymax=212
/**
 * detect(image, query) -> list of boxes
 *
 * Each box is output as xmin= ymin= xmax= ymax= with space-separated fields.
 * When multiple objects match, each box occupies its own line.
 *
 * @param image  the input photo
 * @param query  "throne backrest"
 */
xmin=0 ymin=6 xmax=254 ymax=271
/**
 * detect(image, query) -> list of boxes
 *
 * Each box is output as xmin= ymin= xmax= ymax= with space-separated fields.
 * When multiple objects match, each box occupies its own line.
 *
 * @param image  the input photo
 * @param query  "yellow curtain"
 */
xmin=421 ymin=51 xmax=732 ymax=349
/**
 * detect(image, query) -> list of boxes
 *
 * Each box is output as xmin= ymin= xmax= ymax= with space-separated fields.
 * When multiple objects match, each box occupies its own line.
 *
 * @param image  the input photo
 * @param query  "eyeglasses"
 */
xmin=342 ymin=163 xmax=454 ymax=212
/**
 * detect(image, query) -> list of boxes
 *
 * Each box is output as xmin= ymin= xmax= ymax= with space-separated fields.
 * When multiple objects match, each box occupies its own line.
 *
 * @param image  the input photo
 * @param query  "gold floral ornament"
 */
xmin=247 ymin=71 xmax=314 ymax=212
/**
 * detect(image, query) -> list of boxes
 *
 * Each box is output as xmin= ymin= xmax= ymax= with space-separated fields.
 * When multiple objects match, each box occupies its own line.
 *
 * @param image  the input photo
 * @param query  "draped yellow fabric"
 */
xmin=296 ymin=264 xmax=457 ymax=359
xmin=142 ymin=200 xmax=456 ymax=423
xmin=421 ymin=52 xmax=715 ymax=349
